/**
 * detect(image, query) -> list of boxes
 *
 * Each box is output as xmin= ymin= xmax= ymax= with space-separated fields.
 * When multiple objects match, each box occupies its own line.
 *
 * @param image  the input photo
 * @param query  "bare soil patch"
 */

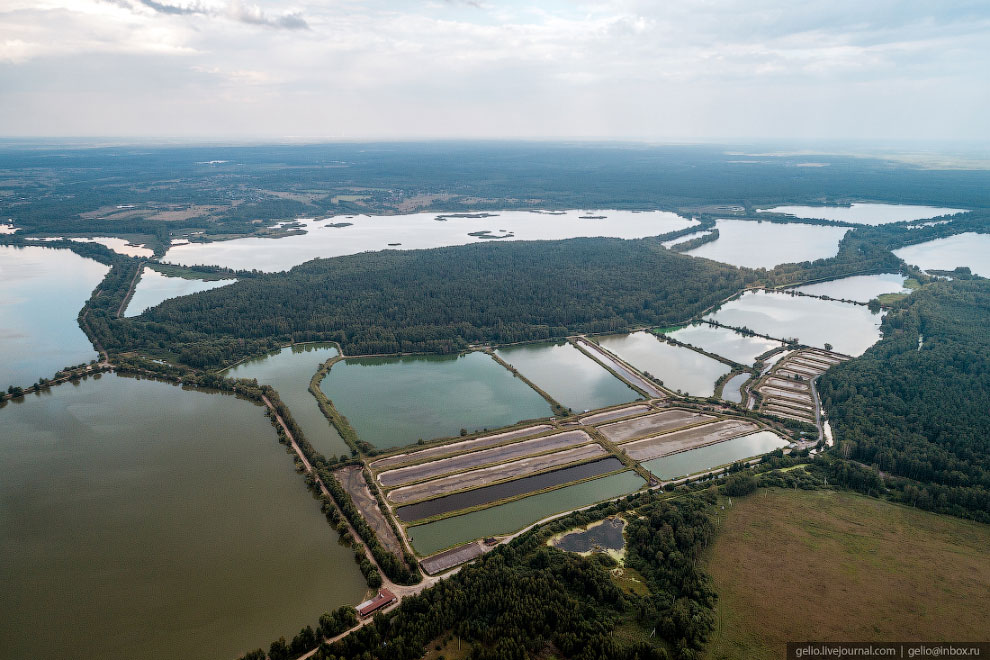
xmin=387 ymin=444 xmax=607 ymax=504
xmin=370 ymin=425 xmax=551 ymax=472
xmin=600 ymin=409 xmax=714 ymax=444
xmin=580 ymin=404 xmax=651 ymax=425
xmin=333 ymin=465 xmax=406 ymax=558
xmin=622 ymin=420 xmax=759 ymax=461
xmin=378 ymin=430 xmax=592 ymax=488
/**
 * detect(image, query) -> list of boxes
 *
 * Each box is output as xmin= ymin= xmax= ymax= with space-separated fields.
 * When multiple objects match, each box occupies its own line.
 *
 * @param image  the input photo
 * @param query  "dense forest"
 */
xmin=238 ymin=491 xmax=719 ymax=660
xmin=819 ymin=279 xmax=990 ymax=521
xmin=121 ymin=238 xmax=757 ymax=366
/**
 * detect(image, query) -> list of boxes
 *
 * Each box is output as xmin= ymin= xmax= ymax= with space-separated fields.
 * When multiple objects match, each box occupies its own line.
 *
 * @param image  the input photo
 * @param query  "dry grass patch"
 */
xmin=704 ymin=489 xmax=990 ymax=660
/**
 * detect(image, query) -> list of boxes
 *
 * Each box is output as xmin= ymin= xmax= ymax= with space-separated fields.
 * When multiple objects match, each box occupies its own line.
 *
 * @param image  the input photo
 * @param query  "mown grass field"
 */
xmin=703 ymin=488 xmax=990 ymax=660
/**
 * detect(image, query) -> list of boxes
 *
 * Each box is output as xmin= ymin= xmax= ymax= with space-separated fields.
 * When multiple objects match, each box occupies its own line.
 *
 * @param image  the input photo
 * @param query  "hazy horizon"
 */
xmin=2 ymin=1 xmax=989 ymax=142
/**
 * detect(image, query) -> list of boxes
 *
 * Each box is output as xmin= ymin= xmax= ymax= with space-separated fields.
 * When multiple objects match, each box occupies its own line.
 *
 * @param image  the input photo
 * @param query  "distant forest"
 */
xmin=3 ymin=142 xmax=990 ymax=242
xmin=819 ymin=279 xmax=990 ymax=521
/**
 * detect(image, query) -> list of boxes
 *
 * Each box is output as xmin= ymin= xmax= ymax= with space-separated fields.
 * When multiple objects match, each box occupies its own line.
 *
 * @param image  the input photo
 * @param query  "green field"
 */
xmin=704 ymin=488 xmax=990 ymax=660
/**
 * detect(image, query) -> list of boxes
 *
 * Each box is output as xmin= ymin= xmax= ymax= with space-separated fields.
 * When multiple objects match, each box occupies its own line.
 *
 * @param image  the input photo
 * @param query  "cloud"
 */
xmin=111 ymin=0 xmax=309 ymax=29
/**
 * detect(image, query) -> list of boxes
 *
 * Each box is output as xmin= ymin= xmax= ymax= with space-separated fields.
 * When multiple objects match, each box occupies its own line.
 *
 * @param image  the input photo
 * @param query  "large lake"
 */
xmin=225 ymin=343 xmax=351 ymax=458
xmin=757 ymin=203 xmax=964 ymax=225
xmin=320 ymin=351 xmax=552 ymax=449
xmin=0 ymin=245 xmax=108 ymax=388
xmin=595 ymin=331 xmax=731 ymax=397
xmin=406 ymin=471 xmax=645 ymax=555
xmin=125 ymin=266 xmax=235 ymax=317
xmin=683 ymin=219 xmax=849 ymax=269
xmin=161 ymin=209 xmax=697 ymax=271
xmin=494 ymin=341 xmax=640 ymax=412
xmin=705 ymin=290 xmax=883 ymax=356
xmin=0 ymin=374 xmax=366 ymax=660
xmin=790 ymin=273 xmax=908 ymax=303
xmin=894 ymin=232 xmax=990 ymax=277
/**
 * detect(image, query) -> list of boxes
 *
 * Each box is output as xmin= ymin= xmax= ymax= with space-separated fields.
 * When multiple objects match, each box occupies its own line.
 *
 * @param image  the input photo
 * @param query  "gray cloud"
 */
xmin=111 ymin=0 xmax=309 ymax=30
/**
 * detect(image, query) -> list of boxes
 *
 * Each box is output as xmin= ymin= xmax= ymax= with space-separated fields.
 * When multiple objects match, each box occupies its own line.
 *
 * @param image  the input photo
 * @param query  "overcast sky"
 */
xmin=1 ymin=0 xmax=988 ymax=141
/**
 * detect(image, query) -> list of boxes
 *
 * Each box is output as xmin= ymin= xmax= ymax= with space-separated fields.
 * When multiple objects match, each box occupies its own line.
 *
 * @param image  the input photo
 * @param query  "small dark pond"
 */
xmin=554 ymin=517 xmax=626 ymax=553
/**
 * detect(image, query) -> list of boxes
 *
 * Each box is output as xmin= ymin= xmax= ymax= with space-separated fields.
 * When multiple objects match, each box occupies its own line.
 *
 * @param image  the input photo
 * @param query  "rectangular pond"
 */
xmin=162 ymin=209 xmax=697 ymax=272
xmin=0 ymin=374 xmax=366 ymax=660
xmin=642 ymin=430 xmax=790 ymax=480
xmin=406 ymin=470 xmax=645 ymax=556
xmin=0 ymin=245 xmax=109 ymax=389
xmin=682 ymin=218 xmax=849 ymax=269
xmin=395 ymin=457 xmax=625 ymax=522
xmin=494 ymin=341 xmax=640 ymax=412
xmin=594 ymin=331 xmax=731 ymax=397
xmin=224 ymin=343 xmax=350 ymax=458
xmin=790 ymin=273 xmax=909 ymax=303
xmin=893 ymin=232 xmax=990 ymax=278
xmin=124 ymin=266 xmax=235 ymax=317
xmin=320 ymin=351 xmax=553 ymax=450
xmin=705 ymin=290 xmax=883 ymax=356
xmin=757 ymin=203 xmax=964 ymax=226
xmin=664 ymin=322 xmax=784 ymax=365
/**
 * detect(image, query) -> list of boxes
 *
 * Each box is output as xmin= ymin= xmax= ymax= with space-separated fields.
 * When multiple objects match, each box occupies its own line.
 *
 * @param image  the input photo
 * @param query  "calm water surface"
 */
xmin=225 ymin=343 xmax=350 ymax=458
xmin=705 ymin=290 xmax=882 ymax=356
xmin=791 ymin=273 xmax=908 ymax=302
xmin=683 ymin=219 xmax=849 ymax=269
xmin=125 ymin=267 xmax=235 ymax=317
xmin=758 ymin=203 xmax=964 ymax=225
xmin=162 ymin=209 xmax=697 ymax=271
xmin=595 ymin=331 xmax=730 ymax=397
xmin=407 ymin=471 xmax=645 ymax=555
xmin=894 ymin=233 xmax=990 ymax=277
xmin=721 ymin=373 xmax=749 ymax=403
xmin=321 ymin=351 xmax=552 ymax=449
xmin=665 ymin=323 xmax=783 ymax=365
xmin=0 ymin=245 xmax=108 ymax=388
xmin=495 ymin=341 xmax=640 ymax=412
xmin=642 ymin=431 xmax=789 ymax=480
xmin=0 ymin=374 xmax=366 ymax=660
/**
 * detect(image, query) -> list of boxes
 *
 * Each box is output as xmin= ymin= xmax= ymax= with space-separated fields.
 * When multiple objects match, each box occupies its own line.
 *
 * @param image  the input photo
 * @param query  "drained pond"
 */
xmin=395 ymin=457 xmax=625 ymax=522
xmin=642 ymin=431 xmax=790 ymax=480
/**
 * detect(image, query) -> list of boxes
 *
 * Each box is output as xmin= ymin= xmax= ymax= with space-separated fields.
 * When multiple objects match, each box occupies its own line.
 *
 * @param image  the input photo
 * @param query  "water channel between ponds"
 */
xmin=395 ymin=457 xmax=625 ymax=522
xmin=705 ymin=290 xmax=883 ymax=356
xmin=407 ymin=471 xmax=646 ymax=556
xmin=224 ymin=343 xmax=351 ymax=457
xmin=124 ymin=266 xmax=235 ymax=317
xmin=494 ymin=340 xmax=641 ymax=412
xmin=0 ymin=245 xmax=109 ymax=389
xmin=0 ymin=373 xmax=366 ymax=660
xmin=642 ymin=431 xmax=790 ymax=480
xmin=594 ymin=331 xmax=731 ymax=397
xmin=162 ymin=209 xmax=698 ymax=272
xmin=320 ymin=351 xmax=553 ymax=450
